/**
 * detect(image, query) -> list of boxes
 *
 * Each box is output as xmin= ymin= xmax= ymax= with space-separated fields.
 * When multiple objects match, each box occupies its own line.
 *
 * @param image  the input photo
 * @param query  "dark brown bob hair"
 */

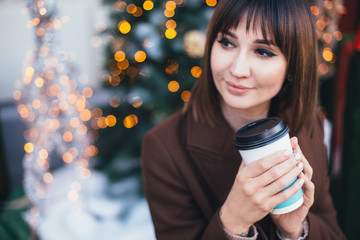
xmin=184 ymin=0 xmax=318 ymax=134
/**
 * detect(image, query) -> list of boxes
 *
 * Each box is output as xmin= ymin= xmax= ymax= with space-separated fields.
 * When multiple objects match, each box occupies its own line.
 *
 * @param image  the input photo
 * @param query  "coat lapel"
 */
xmin=183 ymin=112 xmax=241 ymax=205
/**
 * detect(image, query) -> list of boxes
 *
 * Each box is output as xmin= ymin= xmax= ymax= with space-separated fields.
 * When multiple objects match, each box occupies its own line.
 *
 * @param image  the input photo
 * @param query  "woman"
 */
xmin=141 ymin=0 xmax=346 ymax=239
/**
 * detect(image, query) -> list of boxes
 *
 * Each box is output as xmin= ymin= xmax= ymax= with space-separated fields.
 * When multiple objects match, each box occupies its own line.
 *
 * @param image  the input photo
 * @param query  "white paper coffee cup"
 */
xmin=234 ymin=117 xmax=303 ymax=215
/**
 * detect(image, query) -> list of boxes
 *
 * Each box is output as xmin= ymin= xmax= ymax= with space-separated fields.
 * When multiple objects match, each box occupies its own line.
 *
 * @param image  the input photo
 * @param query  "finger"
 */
xmin=245 ymin=149 xmax=292 ymax=177
xmin=268 ymin=175 xmax=305 ymax=210
xmin=290 ymin=136 xmax=298 ymax=150
xmin=256 ymin=153 xmax=301 ymax=187
xmin=264 ymin=160 xmax=304 ymax=196
xmin=292 ymin=143 xmax=313 ymax=180
xmin=299 ymin=172 xmax=315 ymax=207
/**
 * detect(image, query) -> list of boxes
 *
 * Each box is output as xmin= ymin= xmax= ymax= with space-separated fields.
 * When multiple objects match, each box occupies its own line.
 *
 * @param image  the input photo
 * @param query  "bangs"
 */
xmin=212 ymin=0 xmax=292 ymax=57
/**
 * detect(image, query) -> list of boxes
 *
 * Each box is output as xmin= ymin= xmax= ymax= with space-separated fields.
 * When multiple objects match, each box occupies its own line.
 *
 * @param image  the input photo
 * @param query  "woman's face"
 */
xmin=211 ymin=20 xmax=287 ymax=117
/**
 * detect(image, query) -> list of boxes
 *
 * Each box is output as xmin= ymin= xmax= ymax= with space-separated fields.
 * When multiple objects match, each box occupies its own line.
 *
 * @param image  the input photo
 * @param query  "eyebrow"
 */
xmin=254 ymin=39 xmax=275 ymax=45
xmin=221 ymin=31 xmax=275 ymax=46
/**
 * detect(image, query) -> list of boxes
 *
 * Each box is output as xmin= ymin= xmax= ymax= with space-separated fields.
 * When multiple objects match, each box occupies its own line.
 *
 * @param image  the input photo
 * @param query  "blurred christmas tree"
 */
xmin=95 ymin=0 xmax=216 ymax=176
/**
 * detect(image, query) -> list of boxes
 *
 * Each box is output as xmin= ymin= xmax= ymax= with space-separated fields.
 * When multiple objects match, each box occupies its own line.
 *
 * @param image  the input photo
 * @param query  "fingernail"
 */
xmin=298 ymin=178 xmax=305 ymax=185
xmin=295 ymin=153 xmax=302 ymax=161
xmin=293 ymin=137 xmax=298 ymax=144
xmin=284 ymin=149 xmax=291 ymax=157
xmin=297 ymin=162 xmax=303 ymax=169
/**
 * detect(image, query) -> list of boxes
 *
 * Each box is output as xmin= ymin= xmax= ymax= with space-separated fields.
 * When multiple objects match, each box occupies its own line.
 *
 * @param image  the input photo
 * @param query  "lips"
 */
xmin=226 ymin=81 xmax=252 ymax=94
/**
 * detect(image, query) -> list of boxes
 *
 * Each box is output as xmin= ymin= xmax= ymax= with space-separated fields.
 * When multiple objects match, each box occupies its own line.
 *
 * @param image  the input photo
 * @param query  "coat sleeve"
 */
xmin=141 ymin=130 xmax=231 ymax=240
xmin=306 ymin=115 xmax=346 ymax=240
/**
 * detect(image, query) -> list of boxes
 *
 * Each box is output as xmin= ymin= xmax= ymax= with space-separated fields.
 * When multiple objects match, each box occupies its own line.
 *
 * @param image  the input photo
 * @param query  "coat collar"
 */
xmin=184 ymin=110 xmax=236 ymax=158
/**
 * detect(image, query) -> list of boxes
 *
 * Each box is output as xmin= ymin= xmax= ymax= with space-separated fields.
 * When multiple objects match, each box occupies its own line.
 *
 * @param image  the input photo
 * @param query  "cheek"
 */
xmin=256 ymin=62 xmax=287 ymax=90
xmin=210 ymin=46 xmax=229 ymax=77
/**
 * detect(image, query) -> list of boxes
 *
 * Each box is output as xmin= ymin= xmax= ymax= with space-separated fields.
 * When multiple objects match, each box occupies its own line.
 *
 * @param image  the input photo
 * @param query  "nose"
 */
xmin=230 ymin=52 xmax=251 ymax=78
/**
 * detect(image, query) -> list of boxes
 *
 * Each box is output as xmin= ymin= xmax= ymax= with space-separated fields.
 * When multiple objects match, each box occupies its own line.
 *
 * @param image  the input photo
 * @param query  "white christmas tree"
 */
xmin=15 ymin=0 xmax=155 ymax=239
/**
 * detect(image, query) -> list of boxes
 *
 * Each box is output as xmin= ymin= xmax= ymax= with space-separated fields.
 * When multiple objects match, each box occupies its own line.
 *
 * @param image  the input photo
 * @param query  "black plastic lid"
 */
xmin=234 ymin=117 xmax=289 ymax=150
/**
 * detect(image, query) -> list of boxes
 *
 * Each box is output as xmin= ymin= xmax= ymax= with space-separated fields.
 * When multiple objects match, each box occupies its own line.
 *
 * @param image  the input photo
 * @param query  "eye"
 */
xmin=217 ymin=37 xmax=234 ymax=48
xmin=256 ymin=48 xmax=277 ymax=57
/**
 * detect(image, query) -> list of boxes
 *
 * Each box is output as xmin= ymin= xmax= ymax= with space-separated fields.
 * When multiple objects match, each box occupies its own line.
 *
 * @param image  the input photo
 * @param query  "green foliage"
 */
xmin=95 ymin=1 xmax=215 ymax=167
xmin=0 ymin=189 xmax=32 ymax=240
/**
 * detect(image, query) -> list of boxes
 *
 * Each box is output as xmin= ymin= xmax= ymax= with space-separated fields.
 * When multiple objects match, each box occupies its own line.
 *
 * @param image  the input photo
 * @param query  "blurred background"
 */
xmin=0 ymin=0 xmax=359 ymax=239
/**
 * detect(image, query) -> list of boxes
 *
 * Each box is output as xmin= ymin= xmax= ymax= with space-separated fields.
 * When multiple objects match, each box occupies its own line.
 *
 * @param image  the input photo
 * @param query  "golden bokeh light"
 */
xmin=319 ymin=63 xmax=329 ymax=75
xmin=77 ymin=124 xmax=88 ymax=135
xmin=59 ymin=75 xmax=69 ymax=85
xmin=181 ymin=90 xmax=191 ymax=102
xmin=53 ymin=19 xmax=62 ymax=29
xmin=324 ymin=0 xmax=333 ymax=9
xmin=123 ymin=114 xmax=138 ymax=128
xmin=76 ymin=99 xmax=86 ymax=111
xmin=63 ymin=131 xmax=73 ymax=142
xmin=118 ymin=59 xmax=129 ymax=70
xmin=18 ymin=104 xmax=29 ymax=119
xmin=165 ymin=28 xmax=177 ymax=39
xmin=323 ymin=48 xmax=333 ymax=62
xmin=35 ymin=77 xmax=44 ymax=87
xmin=166 ymin=19 xmax=177 ymax=29
xmin=118 ymin=20 xmax=131 ymax=34
xmin=32 ymin=18 xmax=40 ymax=26
xmin=80 ymin=109 xmax=92 ymax=121
xmin=36 ymin=27 xmax=45 ymax=36
xmin=78 ymin=158 xmax=89 ymax=168
xmin=323 ymin=33 xmax=332 ymax=43
xmin=143 ymin=0 xmax=154 ymax=10
xmin=334 ymin=31 xmax=342 ymax=41
xmin=316 ymin=20 xmax=326 ymax=31
xmin=24 ymin=142 xmax=34 ymax=153
xmin=105 ymin=115 xmax=117 ymax=127
xmin=114 ymin=51 xmax=126 ymax=62
xmin=131 ymin=96 xmax=143 ymax=108
xmin=25 ymin=67 xmax=35 ymax=77
xmin=165 ymin=1 xmax=176 ymax=10
xmin=63 ymin=152 xmax=73 ymax=164
xmin=97 ymin=117 xmax=107 ymax=129
xmin=82 ymin=87 xmax=93 ymax=98
xmin=134 ymin=50 xmax=147 ymax=63
xmin=191 ymin=66 xmax=202 ymax=78
xmin=206 ymin=0 xmax=217 ymax=7
xmin=80 ymin=168 xmax=91 ymax=179
xmin=127 ymin=4 xmax=137 ymax=14
xmin=39 ymin=149 xmax=48 ymax=159
xmin=39 ymin=8 xmax=47 ymax=16
xmin=109 ymin=76 xmax=121 ymax=86
xmin=13 ymin=90 xmax=22 ymax=101
xmin=37 ymin=158 xmax=47 ymax=167
xmin=43 ymin=173 xmax=53 ymax=183
xmin=32 ymin=99 xmax=41 ymax=109
xmin=133 ymin=7 xmax=143 ymax=17
xmin=310 ymin=6 xmax=320 ymax=16
xmin=164 ymin=9 xmax=175 ymax=18
xmin=87 ymin=145 xmax=98 ymax=157
xmin=92 ymin=108 xmax=103 ymax=118
xmin=168 ymin=80 xmax=180 ymax=92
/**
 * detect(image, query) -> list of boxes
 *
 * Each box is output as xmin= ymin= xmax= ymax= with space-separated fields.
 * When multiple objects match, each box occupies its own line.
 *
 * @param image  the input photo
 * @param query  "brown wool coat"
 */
xmin=141 ymin=110 xmax=346 ymax=240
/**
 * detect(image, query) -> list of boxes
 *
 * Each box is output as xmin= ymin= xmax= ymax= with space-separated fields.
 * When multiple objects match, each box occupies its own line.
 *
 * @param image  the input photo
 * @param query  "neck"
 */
xmin=221 ymin=102 xmax=269 ymax=132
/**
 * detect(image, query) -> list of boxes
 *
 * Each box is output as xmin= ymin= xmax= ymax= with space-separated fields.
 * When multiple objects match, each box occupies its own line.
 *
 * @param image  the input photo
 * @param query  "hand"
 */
xmin=220 ymin=140 xmax=305 ymax=235
xmin=271 ymin=137 xmax=315 ymax=239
